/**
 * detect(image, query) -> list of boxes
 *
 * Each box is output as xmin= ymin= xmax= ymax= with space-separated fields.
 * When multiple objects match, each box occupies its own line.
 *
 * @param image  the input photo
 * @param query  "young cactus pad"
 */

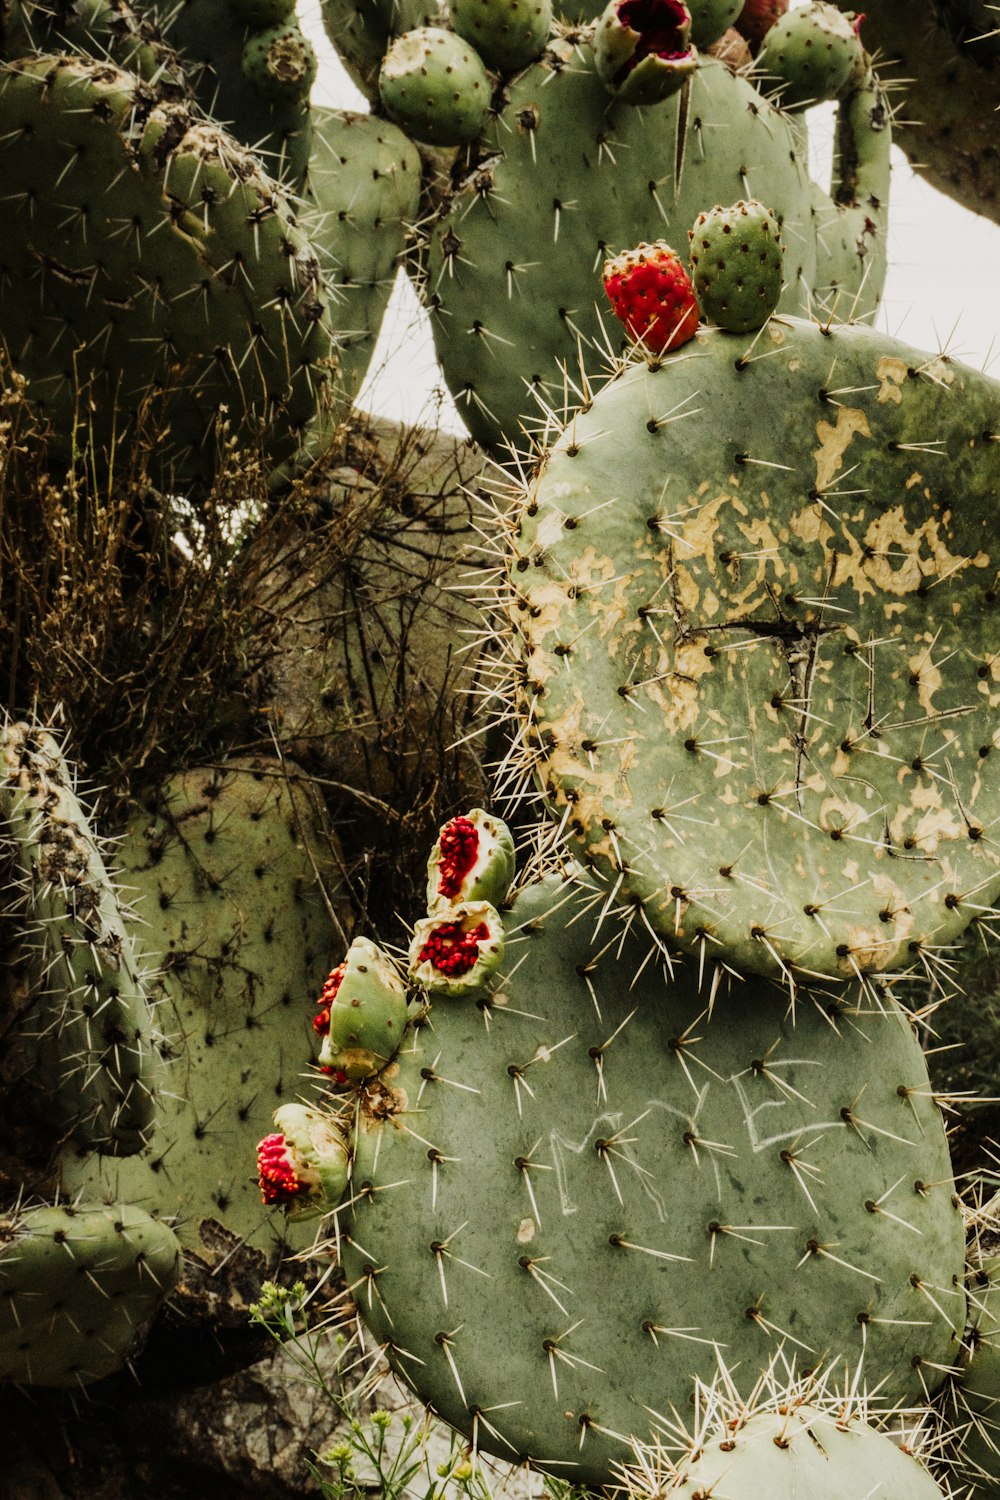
xmin=0 ymin=722 xmax=156 ymax=1154
xmin=0 ymin=1203 xmax=181 ymax=1386
xmin=340 ymin=871 xmax=965 ymax=1487
xmin=500 ymin=317 xmax=1000 ymax=983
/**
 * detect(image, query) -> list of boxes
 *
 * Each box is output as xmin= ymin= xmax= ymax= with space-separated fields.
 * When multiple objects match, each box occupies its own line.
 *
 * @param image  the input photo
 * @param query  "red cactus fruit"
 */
xmin=257 ymin=1132 xmax=304 ymax=1206
xmin=733 ymin=0 xmax=788 ymax=51
xmin=602 ymin=240 xmax=699 ymax=354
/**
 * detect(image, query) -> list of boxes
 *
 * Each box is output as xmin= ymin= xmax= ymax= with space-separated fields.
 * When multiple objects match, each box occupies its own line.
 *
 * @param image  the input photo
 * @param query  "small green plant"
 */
xmin=248 ymin=1281 xmax=587 ymax=1500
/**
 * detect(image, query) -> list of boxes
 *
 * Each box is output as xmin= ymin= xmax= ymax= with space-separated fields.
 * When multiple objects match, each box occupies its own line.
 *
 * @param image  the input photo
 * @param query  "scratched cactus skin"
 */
xmin=341 ymin=871 xmax=966 ymax=1487
xmin=501 ymin=316 xmax=1000 ymax=984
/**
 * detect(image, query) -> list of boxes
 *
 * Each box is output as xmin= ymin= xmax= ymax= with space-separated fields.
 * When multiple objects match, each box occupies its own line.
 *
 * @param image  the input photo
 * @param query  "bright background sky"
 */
xmin=298 ymin=0 xmax=1000 ymax=434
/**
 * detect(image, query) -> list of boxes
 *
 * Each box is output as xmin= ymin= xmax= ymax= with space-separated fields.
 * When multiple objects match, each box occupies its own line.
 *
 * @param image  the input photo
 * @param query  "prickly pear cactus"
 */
xmin=829 ymin=0 xmax=1000 ymax=224
xmin=337 ymin=860 xmax=966 ymax=1488
xmin=423 ymin=42 xmax=889 ymax=448
xmin=60 ymin=758 xmax=346 ymax=1254
xmin=0 ymin=722 xmax=156 ymax=1155
xmin=499 ymin=316 xmax=1000 ymax=984
xmin=0 ymin=1202 xmax=182 ymax=1386
xmin=0 ymin=53 xmax=339 ymax=489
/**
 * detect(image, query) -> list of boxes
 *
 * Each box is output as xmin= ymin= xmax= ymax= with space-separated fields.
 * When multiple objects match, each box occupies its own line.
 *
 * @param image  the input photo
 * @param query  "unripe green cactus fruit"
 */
xmin=0 ymin=1203 xmax=181 ymax=1386
xmin=593 ymin=0 xmax=697 ymax=104
xmin=0 ymin=722 xmax=156 ymax=1154
xmin=756 ymin=0 xmax=865 ymax=109
xmin=317 ymin=937 xmax=410 ymax=1080
xmin=501 ymin=317 xmax=1000 ymax=984
xmin=449 ymin=0 xmax=552 ymax=73
xmin=342 ymin=865 xmax=965 ymax=1487
xmin=688 ymin=0 xmax=742 ymax=46
xmin=379 ymin=26 xmax=492 ymax=145
xmin=689 ymin=198 xmax=784 ymax=330
xmin=241 ymin=18 xmax=318 ymax=102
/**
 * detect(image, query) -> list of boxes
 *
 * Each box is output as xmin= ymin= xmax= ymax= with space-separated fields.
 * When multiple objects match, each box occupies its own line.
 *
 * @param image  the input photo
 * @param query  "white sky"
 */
xmin=299 ymin=0 xmax=1000 ymax=433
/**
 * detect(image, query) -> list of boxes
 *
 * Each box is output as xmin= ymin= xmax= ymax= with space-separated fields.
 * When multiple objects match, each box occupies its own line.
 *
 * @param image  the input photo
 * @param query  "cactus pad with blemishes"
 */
xmin=340 ymin=868 xmax=965 ymax=1488
xmin=501 ymin=317 xmax=1000 ymax=983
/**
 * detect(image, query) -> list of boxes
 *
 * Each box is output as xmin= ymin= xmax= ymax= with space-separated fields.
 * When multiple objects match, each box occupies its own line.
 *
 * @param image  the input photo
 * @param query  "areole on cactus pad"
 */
xmin=498 ymin=316 xmax=1000 ymax=984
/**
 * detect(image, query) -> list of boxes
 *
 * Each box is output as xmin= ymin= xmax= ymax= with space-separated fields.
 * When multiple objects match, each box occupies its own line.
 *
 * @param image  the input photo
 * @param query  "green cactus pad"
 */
xmin=0 ymin=1203 xmax=181 ymax=1386
xmin=0 ymin=723 xmax=156 ymax=1154
xmin=60 ymin=759 xmax=343 ymax=1253
xmin=502 ymin=317 xmax=1000 ymax=983
xmin=689 ymin=198 xmax=784 ymax=331
xmin=424 ymin=48 xmax=889 ymax=449
xmin=755 ymin=0 xmax=865 ymax=110
xmin=379 ymin=26 xmax=493 ymax=145
xmin=341 ymin=872 xmax=965 ymax=1487
xmin=304 ymin=108 xmax=421 ymax=401
xmin=666 ymin=1402 xmax=947 ymax=1499
xmin=318 ymin=937 xmax=410 ymax=1080
xmin=952 ymin=1253 xmax=1000 ymax=1490
xmin=0 ymin=53 xmax=338 ymax=489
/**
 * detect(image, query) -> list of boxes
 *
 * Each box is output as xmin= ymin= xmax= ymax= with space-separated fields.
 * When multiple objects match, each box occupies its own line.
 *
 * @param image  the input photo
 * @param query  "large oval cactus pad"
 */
xmin=342 ymin=875 xmax=965 ymax=1487
xmin=504 ymin=318 xmax=1000 ymax=982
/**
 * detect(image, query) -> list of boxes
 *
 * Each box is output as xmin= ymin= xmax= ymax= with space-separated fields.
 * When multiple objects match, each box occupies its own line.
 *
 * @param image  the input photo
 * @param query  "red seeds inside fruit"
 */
xmin=312 ymin=961 xmax=347 ymax=1036
xmin=617 ymin=0 xmax=690 ymax=62
xmin=257 ymin=1133 xmax=303 ymax=1205
xmin=436 ymin=815 xmax=480 ymax=899
xmin=418 ymin=920 xmax=490 ymax=977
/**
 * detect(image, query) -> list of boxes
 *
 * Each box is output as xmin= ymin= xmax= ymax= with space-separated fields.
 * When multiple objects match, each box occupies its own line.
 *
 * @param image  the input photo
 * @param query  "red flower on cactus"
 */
xmin=436 ymin=815 xmax=480 ymax=900
xmin=602 ymin=241 xmax=699 ymax=354
xmin=257 ymin=1132 xmax=304 ymax=1206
